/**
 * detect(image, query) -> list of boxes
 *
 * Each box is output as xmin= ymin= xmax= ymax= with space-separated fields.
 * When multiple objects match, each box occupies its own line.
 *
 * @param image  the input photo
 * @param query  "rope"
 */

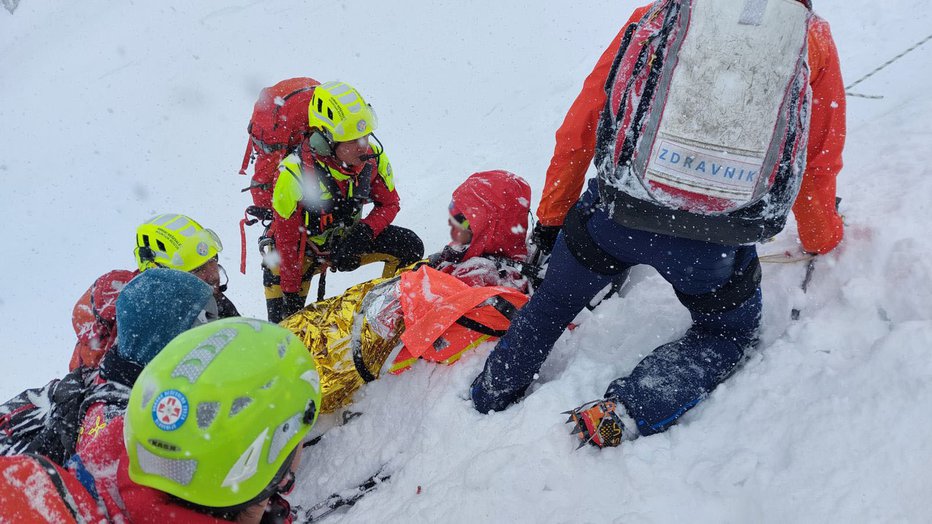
xmin=845 ymin=92 xmax=884 ymax=100
xmin=844 ymin=32 xmax=932 ymax=98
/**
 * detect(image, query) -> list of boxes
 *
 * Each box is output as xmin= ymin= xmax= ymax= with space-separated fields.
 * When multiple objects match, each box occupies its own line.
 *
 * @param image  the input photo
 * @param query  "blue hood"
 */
xmin=116 ymin=268 xmax=213 ymax=366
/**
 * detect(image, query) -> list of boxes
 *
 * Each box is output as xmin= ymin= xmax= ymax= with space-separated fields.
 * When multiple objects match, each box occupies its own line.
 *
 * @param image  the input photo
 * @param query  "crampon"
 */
xmin=563 ymin=399 xmax=624 ymax=449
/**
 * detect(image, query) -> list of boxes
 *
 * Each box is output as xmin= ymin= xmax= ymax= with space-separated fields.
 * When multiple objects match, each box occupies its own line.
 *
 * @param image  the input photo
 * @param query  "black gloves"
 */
xmin=330 ymin=223 xmax=373 ymax=272
xmin=529 ymin=222 xmax=561 ymax=258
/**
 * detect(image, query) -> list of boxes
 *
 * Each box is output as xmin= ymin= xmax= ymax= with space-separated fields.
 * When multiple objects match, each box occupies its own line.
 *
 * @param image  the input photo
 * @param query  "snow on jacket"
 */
xmin=271 ymin=140 xmax=399 ymax=293
xmin=537 ymin=3 xmax=845 ymax=254
xmin=0 ymin=366 xmax=105 ymax=465
xmin=71 ymin=417 xmax=235 ymax=523
xmin=0 ymin=454 xmax=105 ymax=522
xmin=450 ymin=170 xmax=531 ymax=263
xmin=72 ymin=416 xmax=294 ymax=522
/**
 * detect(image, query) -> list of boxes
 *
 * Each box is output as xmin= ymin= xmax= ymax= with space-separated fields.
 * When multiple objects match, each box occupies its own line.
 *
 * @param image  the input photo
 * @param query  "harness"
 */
xmin=301 ymin=160 xmax=374 ymax=245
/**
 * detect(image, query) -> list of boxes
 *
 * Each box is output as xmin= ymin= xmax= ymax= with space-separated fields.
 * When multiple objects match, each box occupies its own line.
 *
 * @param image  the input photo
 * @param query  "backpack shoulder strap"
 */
xmin=353 ymin=162 xmax=374 ymax=201
xmin=313 ymin=160 xmax=344 ymax=203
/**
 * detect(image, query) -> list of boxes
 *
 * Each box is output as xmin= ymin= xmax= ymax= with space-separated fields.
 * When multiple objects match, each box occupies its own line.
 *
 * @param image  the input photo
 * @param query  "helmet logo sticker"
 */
xmin=153 ymin=390 xmax=190 ymax=431
xmin=357 ymin=119 xmax=367 ymax=132
xmin=196 ymin=241 xmax=209 ymax=257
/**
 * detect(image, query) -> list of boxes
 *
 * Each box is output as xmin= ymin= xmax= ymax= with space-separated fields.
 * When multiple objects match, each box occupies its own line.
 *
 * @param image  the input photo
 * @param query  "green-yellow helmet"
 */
xmin=307 ymin=81 xmax=378 ymax=143
xmin=124 ymin=318 xmax=321 ymax=509
xmin=134 ymin=213 xmax=222 ymax=273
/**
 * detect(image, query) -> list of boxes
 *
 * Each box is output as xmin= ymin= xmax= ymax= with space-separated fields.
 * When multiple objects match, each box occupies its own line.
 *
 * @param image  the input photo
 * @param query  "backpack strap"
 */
xmin=350 ymin=307 xmax=379 ymax=383
xmin=562 ymin=202 xmax=629 ymax=276
xmin=352 ymin=341 xmax=379 ymax=384
xmin=353 ymin=162 xmax=373 ymax=201
xmin=239 ymin=138 xmax=253 ymax=175
xmin=454 ymin=296 xmax=519 ymax=337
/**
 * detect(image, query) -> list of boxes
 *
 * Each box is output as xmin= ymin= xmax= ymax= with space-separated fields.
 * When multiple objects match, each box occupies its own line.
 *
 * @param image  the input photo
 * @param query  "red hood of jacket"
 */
xmin=451 ymin=170 xmax=531 ymax=262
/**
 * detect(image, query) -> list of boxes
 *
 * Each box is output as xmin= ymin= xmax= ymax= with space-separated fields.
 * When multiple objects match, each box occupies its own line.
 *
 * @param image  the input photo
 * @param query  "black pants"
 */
xmin=265 ymin=225 xmax=424 ymax=323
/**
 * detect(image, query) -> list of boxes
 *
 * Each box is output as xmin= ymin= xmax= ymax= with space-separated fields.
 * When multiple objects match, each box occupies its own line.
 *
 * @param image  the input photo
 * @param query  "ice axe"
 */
xmin=790 ymin=197 xmax=842 ymax=320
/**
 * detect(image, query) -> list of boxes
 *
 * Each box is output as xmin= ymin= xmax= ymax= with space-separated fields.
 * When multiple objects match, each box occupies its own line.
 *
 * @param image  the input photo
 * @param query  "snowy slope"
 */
xmin=2 ymin=1 xmax=931 ymax=522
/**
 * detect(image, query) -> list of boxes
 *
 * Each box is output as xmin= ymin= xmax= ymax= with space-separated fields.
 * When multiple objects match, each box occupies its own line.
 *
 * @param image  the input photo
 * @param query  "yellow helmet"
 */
xmin=134 ymin=214 xmax=222 ymax=272
xmin=307 ymin=81 xmax=378 ymax=143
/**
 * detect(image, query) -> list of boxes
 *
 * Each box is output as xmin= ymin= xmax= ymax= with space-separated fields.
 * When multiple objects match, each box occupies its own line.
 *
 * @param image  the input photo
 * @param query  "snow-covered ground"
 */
xmin=2 ymin=1 xmax=931 ymax=522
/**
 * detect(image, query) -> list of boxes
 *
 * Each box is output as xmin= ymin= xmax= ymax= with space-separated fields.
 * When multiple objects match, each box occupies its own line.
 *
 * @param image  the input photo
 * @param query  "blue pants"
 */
xmin=471 ymin=196 xmax=761 ymax=436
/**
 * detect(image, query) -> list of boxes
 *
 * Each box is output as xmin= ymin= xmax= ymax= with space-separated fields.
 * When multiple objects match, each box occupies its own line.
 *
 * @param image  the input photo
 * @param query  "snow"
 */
xmin=2 ymin=0 xmax=932 ymax=522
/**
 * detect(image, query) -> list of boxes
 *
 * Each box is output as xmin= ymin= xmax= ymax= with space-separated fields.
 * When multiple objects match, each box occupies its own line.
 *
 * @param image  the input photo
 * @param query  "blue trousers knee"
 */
xmin=471 ymin=195 xmax=761 ymax=433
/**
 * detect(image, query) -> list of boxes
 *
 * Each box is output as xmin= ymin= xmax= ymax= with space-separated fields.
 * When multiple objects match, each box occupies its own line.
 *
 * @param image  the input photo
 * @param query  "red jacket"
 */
xmin=538 ymin=4 xmax=846 ymax=254
xmin=0 ymin=455 xmax=104 ymax=522
xmin=273 ymin=143 xmax=401 ymax=293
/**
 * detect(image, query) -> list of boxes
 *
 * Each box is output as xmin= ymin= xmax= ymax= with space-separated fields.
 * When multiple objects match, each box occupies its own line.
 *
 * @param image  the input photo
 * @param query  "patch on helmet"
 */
xmin=152 ymin=390 xmax=189 ymax=431
xmin=196 ymin=241 xmax=209 ymax=257
xmin=357 ymin=119 xmax=367 ymax=132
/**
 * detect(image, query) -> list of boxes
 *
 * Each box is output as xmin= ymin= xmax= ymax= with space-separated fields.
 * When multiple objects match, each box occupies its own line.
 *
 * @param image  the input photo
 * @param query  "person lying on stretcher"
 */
xmin=281 ymin=170 xmax=533 ymax=413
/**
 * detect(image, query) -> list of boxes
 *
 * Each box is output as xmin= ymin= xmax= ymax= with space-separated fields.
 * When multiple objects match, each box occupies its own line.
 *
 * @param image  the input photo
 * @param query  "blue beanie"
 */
xmin=116 ymin=268 xmax=213 ymax=366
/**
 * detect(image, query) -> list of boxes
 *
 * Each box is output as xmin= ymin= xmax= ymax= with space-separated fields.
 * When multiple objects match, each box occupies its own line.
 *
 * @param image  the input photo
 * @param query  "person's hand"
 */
xmin=529 ymin=222 xmax=561 ymax=258
xmin=330 ymin=223 xmax=374 ymax=271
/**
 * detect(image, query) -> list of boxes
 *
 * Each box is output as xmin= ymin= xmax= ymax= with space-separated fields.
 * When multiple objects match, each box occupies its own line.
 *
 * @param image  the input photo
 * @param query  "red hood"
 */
xmin=451 ymin=170 xmax=531 ymax=262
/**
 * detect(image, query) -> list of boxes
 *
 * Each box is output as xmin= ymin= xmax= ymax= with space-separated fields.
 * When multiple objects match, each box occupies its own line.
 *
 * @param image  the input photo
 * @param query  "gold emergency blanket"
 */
xmin=280 ymin=276 xmax=403 ymax=414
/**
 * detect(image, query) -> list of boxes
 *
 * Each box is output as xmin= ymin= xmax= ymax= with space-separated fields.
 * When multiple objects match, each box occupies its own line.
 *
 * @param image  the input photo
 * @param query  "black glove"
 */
xmin=330 ymin=223 xmax=373 ymax=272
xmin=529 ymin=222 xmax=561 ymax=258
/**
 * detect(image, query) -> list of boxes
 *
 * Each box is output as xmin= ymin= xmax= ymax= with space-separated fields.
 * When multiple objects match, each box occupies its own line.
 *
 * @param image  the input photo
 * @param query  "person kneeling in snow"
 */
xmin=281 ymin=170 xmax=532 ymax=414
xmin=471 ymin=0 xmax=846 ymax=448
xmin=69 ymin=213 xmax=240 ymax=371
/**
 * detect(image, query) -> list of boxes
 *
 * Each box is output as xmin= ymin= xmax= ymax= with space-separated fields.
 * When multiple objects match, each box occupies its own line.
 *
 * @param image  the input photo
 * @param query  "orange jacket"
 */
xmin=539 ymin=4 xmax=846 ymax=254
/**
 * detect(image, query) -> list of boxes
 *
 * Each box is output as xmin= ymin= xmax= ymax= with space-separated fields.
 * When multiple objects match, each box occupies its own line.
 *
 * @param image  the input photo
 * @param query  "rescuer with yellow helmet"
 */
xmin=264 ymin=81 xmax=423 ymax=323
xmin=69 ymin=213 xmax=240 ymax=370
